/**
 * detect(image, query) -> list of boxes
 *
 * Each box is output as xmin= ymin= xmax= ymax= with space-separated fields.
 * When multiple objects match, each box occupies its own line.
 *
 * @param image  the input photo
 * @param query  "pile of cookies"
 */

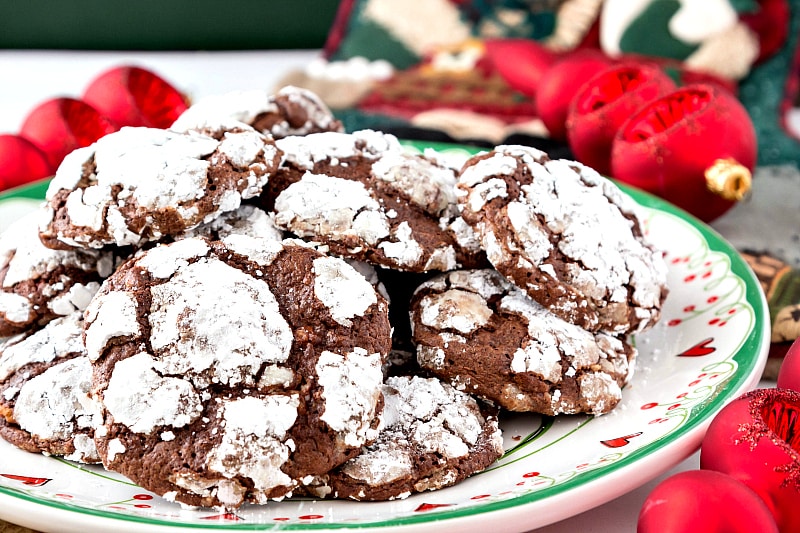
xmin=0 ymin=86 xmax=667 ymax=509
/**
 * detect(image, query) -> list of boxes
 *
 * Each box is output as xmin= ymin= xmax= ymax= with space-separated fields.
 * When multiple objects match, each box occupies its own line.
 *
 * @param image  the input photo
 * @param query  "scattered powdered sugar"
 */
xmin=84 ymin=290 xmax=141 ymax=361
xmin=14 ymin=356 xmax=101 ymax=442
xmin=222 ymin=235 xmax=285 ymax=266
xmin=316 ymin=348 xmax=384 ymax=447
xmin=274 ymin=173 xmax=390 ymax=245
xmin=147 ymin=256 xmax=294 ymax=388
xmin=501 ymin=287 xmax=604 ymax=382
xmin=186 ymin=204 xmax=283 ymax=243
xmin=465 ymin=177 xmax=508 ymax=212
xmin=446 ymin=216 xmax=483 ymax=255
xmin=0 ymin=313 xmax=85 ymax=382
xmin=337 ymin=375 xmax=487 ymax=487
xmin=64 ymin=433 xmax=99 ymax=463
xmin=217 ymin=129 xmax=272 ymax=173
xmin=458 ymin=153 xmax=519 ymax=188
xmin=459 ymin=145 xmax=667 ymax=332
xmin=276 ymin=130 xmax=401 ymax=170
xmin=103 ymin=351 xmax=203 ymax=434
xmin=136 ymin=238 xmax=210 ymax=279
xmin=340 ymin=438 xmax=414 ymax=485
xmin=106 ymin=438 xmax=126 ymax=462
xmin=1 ymin=210 xmax=114 ymax=287
xmin=370 ymin=151 xmax=458 ymax=218
xmin=46 ymin=127 xmax=273 ymax=248
xmin=377 ymin=222 xmax=422 ymax=266
xmin=578 ymin=373 xmax=622 ymax=416
xmin=206 ymin=394 xmax=299 ymax=500
xmin=172 ymin=89 xmax=280 ymax=131
xmin=48 ymin=281 xmax=102 ymax=316
xmin=313 ymin=256 xmax=378 ymax=327
xmin=505 ymin=201 xmax=551 ymax=265
xmin=0 ymin=293 xmax=32 ymax=325
xmin=416 ymin=345 xmax=447 ymax=369
xmin=383 ymin=376 xmax=483 ymax=458
xmin=419 ymin=289 xmax=493 ymax=334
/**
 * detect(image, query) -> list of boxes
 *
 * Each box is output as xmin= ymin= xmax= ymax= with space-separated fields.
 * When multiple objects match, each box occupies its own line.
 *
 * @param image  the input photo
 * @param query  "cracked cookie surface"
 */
xmin=410 ymin=269 xmax=636 ymax=416
xmin=456 ymin=145 xmax=668 ymax=335
xmin=85 ymin=236 xmax=391 ymax=508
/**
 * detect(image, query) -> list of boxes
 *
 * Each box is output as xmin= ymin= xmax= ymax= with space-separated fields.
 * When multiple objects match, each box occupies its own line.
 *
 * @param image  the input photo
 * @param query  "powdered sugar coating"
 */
xmin=316 ymin=348 xmax=384 ymax=447
xmin=172 ymin=85 xmax=343 ymax=139
xmin=0 ymin=312 xmax=101 ymax=463
xmin=14 ymin=356 xmax=99 ymax=443
xmin=313 ymin=257 xmax=378 ymax=327
xmin=84 ymin=291 xmax=140 ymax=362
xmin=184 ymin=204 xmax=283 ymax=244
xmin=456 ymin=145 xmax=668 ymax=334
xmin=276 ymin=130 xmax=401 ymax=170
xmin=411 ymin=269 xmax=635 ymax=416
xmin=147 ymin=257 xmax=293 ymax=388
xmin=306 ymin=375 xmax=503 ymax=501
xmin=371 ymin=150 xmax=459 ymax=219
xmin=103 ymin=352 xmax=203 ymax=433
xmin=85 ymin=237 xmax=390 ymax=508
xmin=274 ymin=173 xmax=390 ymax=246
xmin=204 ymin=394 xmax=299 ymax=506
xmin=40 ymin=127 xmax=280 ymax=249
xmin=0 ymin=313 xmax=85 ymax=382
xmin=271 ymin=133 xmax=484 ymax=272
xmin=0 ymin=210 xmax=113 ymax=335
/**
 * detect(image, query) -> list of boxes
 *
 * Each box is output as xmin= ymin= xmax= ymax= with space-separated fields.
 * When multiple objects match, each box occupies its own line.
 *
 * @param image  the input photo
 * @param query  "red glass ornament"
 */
xmin=566 ymin=63 xmax=675 ymax=175
xmin=0 ymin=134 xmax=53 ymax=191
xmin=638 ymin=469 xmax=778 ymax=533
xmin=535 ymin=49 xmax=613 ymax=141
xmin=611 ymin=84 xmax=756 ymax=222
xmin=700 ymin=388 xmax=800 ymax=532
xmin=82 ymin=66 xmax=189 ymax=129
xmin=777 ymin=338 xmax=800 ymax=392
xmin=20 ymin=97 xmax=118 ymax=171
xmin=483 ymin=39 xmax=559 ymax=98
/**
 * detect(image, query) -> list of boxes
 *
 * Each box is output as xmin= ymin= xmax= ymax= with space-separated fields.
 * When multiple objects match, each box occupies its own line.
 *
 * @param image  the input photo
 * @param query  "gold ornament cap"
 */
xmin=705 ymin=158 xmax=752 ymax=201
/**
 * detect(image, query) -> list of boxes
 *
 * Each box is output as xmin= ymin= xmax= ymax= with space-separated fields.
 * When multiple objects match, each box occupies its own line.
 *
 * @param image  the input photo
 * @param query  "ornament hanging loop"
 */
xmin=705 ymin=158 xmax=752 ymax=202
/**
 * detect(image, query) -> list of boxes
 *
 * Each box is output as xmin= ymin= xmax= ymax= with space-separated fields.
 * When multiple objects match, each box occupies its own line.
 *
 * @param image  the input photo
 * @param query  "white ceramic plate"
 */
xmin=0 ymin=143 xmax=769 ymax=533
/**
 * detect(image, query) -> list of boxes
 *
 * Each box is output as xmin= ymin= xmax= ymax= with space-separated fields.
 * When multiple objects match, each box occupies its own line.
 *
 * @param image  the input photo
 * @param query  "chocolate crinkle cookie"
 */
xmin=0 ymin=210 xmax=114 ymax=336
xmin=456 ymin=145 xmax=668 ymax=335
xmin=181 ymin=203 xmax=284 ymax=243
xmin=263 ymin=129 xmax=486 ymax=272
xmin=171 ymin=85 xmax=343 ymax=139
xmin=0 ymin=311 xmax=101 ymax=463
xmin=410 ymin=269 xmax=636 ymax=416
xmin=39 ymin=126 xmax=281 ymax=250
xmin=303 ymin=375 xmax=504 ymax=501
xmin=84 ymin=236 xmax=391 ymax=508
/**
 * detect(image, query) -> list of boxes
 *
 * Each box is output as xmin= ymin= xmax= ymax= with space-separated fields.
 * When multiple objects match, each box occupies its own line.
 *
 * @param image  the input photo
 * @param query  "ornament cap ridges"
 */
xmin=705 ymin=158 xmax=752 ymax=202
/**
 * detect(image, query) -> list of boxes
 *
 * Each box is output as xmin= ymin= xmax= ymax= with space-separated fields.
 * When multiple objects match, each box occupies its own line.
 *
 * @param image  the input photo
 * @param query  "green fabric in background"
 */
xmin=0 ymin=0 xmax=340 ymax=50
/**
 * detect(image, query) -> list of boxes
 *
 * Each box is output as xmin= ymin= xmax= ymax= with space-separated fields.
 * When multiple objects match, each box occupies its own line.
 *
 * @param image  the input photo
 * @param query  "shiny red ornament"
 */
xmin=19 ymin=97 xmax=118 ymax=171
xmin=700 ymin=388 xmax=800 ymax=533
xmin=0 ymin=134 xmax=53 ymax=191
xmin=82 ymin=66 xmax=189 ymax=129
xmin=611 ymin=84 xmax=756 ymax=222
xmin=483 ymin=39 xmax=559 ymax=98
xmin=638 ymin=469 xmax=778 ymax=533
xmin=566 ymin=63 xmax=675 ymax=175
xmin=535 ymin=49 xmax=613 ymax=141
xmin=636 ymin=470 xmax=778 ymax=533
xmin=777 ymin=338 xmax=800 ymax=392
